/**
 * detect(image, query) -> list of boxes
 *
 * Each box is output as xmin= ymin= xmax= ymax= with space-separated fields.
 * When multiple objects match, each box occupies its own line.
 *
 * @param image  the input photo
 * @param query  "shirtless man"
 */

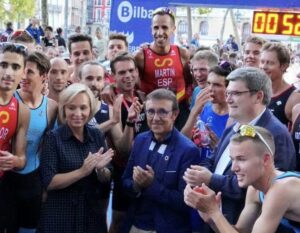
xmin=184 ymin=125 xmax=300 ymax=233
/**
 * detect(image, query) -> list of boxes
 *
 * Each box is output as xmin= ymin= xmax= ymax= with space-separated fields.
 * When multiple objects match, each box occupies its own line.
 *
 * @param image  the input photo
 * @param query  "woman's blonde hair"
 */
xmin=58 ymin=83 xmax=97 ymax=124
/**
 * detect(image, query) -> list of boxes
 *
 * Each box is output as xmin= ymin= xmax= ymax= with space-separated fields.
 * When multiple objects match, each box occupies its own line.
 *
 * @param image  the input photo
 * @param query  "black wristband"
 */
xmin=126 ymin=121 xmax=135 ymax=127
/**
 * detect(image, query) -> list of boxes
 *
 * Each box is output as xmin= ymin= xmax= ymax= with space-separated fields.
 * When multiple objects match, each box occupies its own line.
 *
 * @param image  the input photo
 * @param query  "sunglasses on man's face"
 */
xmin=152 ymin=7 xmax=175 ymax=22
xmin=0 ymin=42 xmax=28 ymax=55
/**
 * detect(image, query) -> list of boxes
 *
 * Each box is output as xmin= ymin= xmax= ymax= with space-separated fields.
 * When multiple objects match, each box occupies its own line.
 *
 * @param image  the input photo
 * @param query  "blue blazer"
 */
xmin=203 ymin=109 xmax=296 ymax=224
xmin=122 ymin=128 xmax=200 ymax=233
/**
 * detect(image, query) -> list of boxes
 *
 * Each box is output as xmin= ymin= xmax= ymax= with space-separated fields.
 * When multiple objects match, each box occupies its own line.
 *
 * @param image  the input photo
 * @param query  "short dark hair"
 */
xmin=68 ymin=34 xmax=92 ymax=53
xmin=45 ymin=26 xmax=53 ymax=32
xmin=209 ymin=65 xmax=231 ymax=86
xmin=56 ymin=27 xmax=63 ymax=34
xmin=78 ymin=61 xmax=104 ymax=80
xmin=6 ymin=22 xmax=12 ymax=28
xmin=110 ymin=51 xmax=137 ymax=74
xmin=26 ymin=52 xmax=51 ymax=75
xmin=108 ymin=33 xmax=128 ymax=48
xmin=146 ymin=88 xmax=179 ymax=111
xmin=2 ymin=44 xmax=27 ymax=66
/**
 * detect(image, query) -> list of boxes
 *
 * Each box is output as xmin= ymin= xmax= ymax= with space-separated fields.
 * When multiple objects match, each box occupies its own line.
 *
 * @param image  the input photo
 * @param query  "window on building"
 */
xmin=106 ymin=0 xmax=111 ymax=6
xmin=105 ymin=9 xmax=110 ymax=21
xmin=178 ymin=20 xmax=188 ymax=34
xmin=95 ymin=9 xmax=101 ymax=22
xmin=199 ymin=21 xmax=209 ymax=36
xmin=95 ymin=0 xmax=102 ymax=6
xmin=242 ymin=22 xmax=251 ymax=41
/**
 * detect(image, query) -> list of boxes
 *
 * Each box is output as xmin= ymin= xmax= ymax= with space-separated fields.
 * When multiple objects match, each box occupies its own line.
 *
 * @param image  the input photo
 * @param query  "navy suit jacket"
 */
xmin=203 ymin=109 xmax=296 ymax=224
xmin=122 ymin=128 xmax=200 ymax=233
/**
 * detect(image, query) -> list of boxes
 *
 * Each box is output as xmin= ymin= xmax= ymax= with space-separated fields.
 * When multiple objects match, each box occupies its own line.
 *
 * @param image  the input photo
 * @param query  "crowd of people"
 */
xmin=1 ymin=6 xmax=300 ymax=233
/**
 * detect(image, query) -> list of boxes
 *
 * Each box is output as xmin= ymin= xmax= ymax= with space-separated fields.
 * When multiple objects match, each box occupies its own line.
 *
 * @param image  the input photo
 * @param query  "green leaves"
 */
xmin=0 ymin=0 xmax=35 ymax=24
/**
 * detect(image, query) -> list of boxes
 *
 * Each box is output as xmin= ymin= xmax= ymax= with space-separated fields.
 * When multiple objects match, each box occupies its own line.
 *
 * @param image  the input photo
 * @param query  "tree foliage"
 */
xmin=197 ymin=8 xmax=212 ymax=15
xmin=0 ymin=0 xmax=35 ymax=25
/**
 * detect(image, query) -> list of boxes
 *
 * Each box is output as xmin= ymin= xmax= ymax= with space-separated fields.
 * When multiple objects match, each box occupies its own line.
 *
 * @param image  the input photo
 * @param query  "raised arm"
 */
xmin=181 ymin=87 xmax=211 ymax=138
xmin=97 ymin=95 xmax=123 ymax=133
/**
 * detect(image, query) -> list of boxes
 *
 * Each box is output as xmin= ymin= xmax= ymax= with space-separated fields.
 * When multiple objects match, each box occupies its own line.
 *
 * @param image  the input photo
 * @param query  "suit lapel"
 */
xmin=137 ymin=132 xmax=154 ymax=167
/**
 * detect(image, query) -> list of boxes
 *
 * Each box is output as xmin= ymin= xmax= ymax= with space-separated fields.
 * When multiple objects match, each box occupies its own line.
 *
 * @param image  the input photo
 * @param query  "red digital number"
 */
xmin=295 ymin=15 xmax=300 ymax=36
xmin=282 ymin=14 xmax=294 ymax=35
xmin=253 ymin=12 xmax=266 ymax=33
xmin=266 ymin=13 xmax=279 ymax=34
xmin=253 ymin=11 xmax=300 ymax=36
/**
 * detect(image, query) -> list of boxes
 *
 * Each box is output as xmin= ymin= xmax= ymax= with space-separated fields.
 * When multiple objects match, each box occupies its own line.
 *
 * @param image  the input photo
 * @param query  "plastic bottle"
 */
xmin=197 ymin=119 xmax=211 ymax=160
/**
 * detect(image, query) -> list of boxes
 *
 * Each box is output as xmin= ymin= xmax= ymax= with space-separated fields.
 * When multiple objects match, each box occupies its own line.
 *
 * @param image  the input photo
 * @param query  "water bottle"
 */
xmin=196 ymin=119 xmax=211 ymax=160
xmin=197 ymin=120 xmax=210 ymax=147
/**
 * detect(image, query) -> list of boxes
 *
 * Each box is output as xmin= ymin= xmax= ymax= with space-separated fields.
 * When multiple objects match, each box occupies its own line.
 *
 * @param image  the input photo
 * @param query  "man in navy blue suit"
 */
xmin=122 ymin=88 xmax=200 ymax=233
xmin=184 ymin=67 xmax=296 ymax=231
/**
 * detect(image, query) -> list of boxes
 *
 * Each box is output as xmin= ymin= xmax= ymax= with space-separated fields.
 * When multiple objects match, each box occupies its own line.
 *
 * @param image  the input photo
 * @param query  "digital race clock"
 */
xmin=252 ymin=11 xmax=300 ymax=36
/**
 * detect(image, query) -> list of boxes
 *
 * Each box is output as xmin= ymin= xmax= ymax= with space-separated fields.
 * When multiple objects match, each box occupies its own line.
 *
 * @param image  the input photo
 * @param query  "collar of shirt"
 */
xmin=150 ymin=128 xmax=174 ymax=144
xmin=233 ymin=107 xmax=267 ymax=132
xmin=61 ymin=124 xmax=95 ymax=143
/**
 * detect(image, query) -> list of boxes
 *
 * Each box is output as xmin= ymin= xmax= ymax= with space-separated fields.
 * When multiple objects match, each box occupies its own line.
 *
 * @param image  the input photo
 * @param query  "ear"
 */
xmin=172 ymin=109 xmax=179 ymax=120
xmin=262 ymin=152 xmax=272 ymax=165
xmin=280 ymin=63 xmax=289 ymax=73
xmin=255 ymin=90 xmax=264 ymax=104
xmin=42 ymin=73 xmax=48 ymax=82
xmin=171 ymin=25 xmax=176 ymax=36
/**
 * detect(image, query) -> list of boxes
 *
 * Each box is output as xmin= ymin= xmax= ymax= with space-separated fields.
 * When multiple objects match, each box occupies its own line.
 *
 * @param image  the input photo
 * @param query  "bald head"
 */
xmin=50 ymin=57 xmax=68 ymax=67
xmin=48 ymin=57 xmax=69 ymax=96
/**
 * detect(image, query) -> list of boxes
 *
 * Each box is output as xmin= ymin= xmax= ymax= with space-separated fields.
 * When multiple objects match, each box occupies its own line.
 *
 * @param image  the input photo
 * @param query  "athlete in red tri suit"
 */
xmin=142 ymin=45 xmax=186 ymax=102
xmin=0 ymin=44 xmax=30 ymax=232
xmin=135 ymin=7 xmax=191 ymax=130
xmin=0 ymin=97 xmax=18 ymax=176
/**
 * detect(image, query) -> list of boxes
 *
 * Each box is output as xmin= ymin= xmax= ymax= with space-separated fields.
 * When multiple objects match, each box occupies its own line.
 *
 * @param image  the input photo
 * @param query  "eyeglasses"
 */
xmin=145 ymin=108 xmax=173 ymax=119
xmin=152 ymin=7 xmax=175 ymax=22
xmin=239 ymin=125 xmax=273 ymax=154
xmin=0 ymin=42 xmax=28 ymax=55
xmin=226 ymin=90 xmax=256 ymax=98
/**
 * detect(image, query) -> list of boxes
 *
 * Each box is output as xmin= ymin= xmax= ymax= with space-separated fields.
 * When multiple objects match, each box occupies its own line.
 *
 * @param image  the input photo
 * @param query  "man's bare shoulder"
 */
xmin=134 ymin=48 xmax=145 ymax=62
xmin=47 ymin=98 xmax=58 ymax=111
xmin=178 ymin=46 xmax=190 ymax=64
xmin=47 ymin=98 xmax=58 ymax=124
xmin=18 ymin=102 xmax=30 ymax=123
xmin=263 ymin=175 xmax=300 ymax=207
